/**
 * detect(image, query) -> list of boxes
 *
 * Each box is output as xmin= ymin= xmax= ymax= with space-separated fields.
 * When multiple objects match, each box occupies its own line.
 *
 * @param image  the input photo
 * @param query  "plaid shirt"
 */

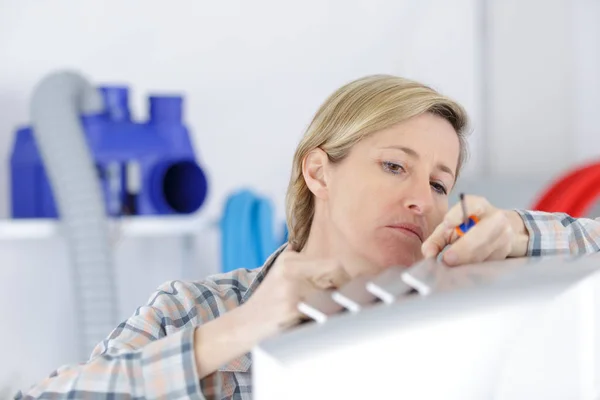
xmin=515 ymin=210 xmax=600 ymax=256
xmin=15 ymin=210 xmax=600 ymax=400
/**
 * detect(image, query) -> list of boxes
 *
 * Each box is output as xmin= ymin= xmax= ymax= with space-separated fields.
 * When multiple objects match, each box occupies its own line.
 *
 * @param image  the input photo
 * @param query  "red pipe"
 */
xmin=531 ymin=161 xmax=600 ymax=217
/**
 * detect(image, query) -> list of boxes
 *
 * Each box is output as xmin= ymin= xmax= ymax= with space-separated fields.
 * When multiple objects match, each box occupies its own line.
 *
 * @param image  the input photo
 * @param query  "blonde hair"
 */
xmin=285 ymin=74 xmax=470 ymax=251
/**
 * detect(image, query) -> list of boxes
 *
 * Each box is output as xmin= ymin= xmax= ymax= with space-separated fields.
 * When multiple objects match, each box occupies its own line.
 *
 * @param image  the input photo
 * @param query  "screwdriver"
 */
xmin=455 ymin=193 xmax=479 ymax=237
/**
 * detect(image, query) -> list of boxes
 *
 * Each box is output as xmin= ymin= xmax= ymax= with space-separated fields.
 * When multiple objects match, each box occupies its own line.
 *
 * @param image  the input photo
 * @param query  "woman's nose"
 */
xmin=404 ymin=179 xmax=434 ymax=215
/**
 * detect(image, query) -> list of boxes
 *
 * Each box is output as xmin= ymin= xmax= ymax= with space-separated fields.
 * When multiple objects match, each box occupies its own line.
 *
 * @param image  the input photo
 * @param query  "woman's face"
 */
xmin=305 ymin=112 xmax=460 ymax=276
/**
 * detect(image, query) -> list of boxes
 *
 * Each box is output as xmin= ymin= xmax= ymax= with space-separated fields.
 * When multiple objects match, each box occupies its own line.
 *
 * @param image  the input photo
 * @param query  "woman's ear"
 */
xmin=302 ymin=148 xmax=330 ymax=200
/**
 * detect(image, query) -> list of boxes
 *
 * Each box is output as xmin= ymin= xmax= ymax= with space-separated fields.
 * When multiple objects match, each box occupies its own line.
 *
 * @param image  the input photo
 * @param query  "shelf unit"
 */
xmin=0 ymin=214 xmax=216 ymax=240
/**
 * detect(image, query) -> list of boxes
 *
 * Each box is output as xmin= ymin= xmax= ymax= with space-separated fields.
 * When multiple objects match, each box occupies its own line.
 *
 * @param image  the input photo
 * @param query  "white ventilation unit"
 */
xmin=253 ymin=254 xmax=600 ymax=400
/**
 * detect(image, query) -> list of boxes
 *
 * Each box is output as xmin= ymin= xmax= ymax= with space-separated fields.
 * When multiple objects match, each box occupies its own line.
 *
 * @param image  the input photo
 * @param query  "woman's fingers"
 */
xmin=422 ymin=195 xmax=515 ymax=266
xmin=441 ymin=194 xmax=490 ymax=229
xmin=442 ymin=211 xmax=511 ymax=265
xmin=421 ymin=219 xmax=455 ymax=259
xmin=290 ymin=258 xmax=351 ymax=289
xmin=422 ymin=195 xmax=491 ymax=259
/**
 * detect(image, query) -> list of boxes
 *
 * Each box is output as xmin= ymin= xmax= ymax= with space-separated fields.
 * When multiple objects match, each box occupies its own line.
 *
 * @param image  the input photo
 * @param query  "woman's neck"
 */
xmin=300 ymin=218 xmax=332 ymax=258
xmin=300 ymin=209 xmax=378 ymax=277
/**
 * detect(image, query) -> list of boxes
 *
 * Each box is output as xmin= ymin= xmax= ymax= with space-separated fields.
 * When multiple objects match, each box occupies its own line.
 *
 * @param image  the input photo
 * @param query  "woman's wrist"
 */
xmin=232 ymin=301 xmax=280 ymax=343
xmin=504 ymin=210 xmax=529 ymax=257
xmin=193 ymin=302 xmax=274 ymax=379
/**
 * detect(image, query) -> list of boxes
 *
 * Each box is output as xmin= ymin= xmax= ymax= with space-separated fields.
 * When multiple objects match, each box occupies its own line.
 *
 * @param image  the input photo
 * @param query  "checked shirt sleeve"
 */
xmin=14 ymin=280 xmax=221 ymax=400
xmin=514 ymin=209 xmax=600 ymax=256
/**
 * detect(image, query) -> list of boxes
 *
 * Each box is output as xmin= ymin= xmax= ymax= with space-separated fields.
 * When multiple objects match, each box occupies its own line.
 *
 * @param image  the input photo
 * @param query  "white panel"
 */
xmin=487 ymin=0 xmax=575 ymax=176
xmin=572 ymin=0 xmax=600 ymax=164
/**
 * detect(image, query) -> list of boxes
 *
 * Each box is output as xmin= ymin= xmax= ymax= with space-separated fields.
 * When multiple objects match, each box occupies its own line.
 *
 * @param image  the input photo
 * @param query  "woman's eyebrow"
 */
xmin=380 ymin=145 xmax=418 ymax=157
xmin=379 ymin=145 xmax=455 ymax=179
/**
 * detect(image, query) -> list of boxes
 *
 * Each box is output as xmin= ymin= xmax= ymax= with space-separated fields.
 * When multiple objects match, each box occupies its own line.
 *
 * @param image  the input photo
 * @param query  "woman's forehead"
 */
xmin=358 ymin=116 xmax=458 ymax=150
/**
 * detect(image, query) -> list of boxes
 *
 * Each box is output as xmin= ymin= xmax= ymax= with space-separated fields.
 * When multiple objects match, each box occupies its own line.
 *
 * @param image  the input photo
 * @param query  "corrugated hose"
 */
xmin=30 ymin=70 xmax=118 ymax=359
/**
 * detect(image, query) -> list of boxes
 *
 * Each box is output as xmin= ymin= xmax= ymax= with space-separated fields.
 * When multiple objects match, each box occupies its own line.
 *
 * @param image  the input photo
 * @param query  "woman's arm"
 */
xmin=193 ymin=301 xmax=273 ymax=379
xmin=17 ymin=248 xmax=349 ymax=399
xmin=509 ymin=210 xmax=600 ymax=257
xmin=16 ymin=279 xmax=262 ymax=400
xmin=17 ymin=312 xmax=201 ymax=399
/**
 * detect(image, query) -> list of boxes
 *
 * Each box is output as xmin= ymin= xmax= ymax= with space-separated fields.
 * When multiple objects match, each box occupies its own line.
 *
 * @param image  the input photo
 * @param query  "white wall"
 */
xmin=486 ymin=0 xmax=575 ymax=177
xmin=3 ymin=1 xmax=600 ymax=225
xmin=459 ymin=0 xmax=600 ymax=211
xmin=572 ymin=0 xmax=600 ymax=164
xmin=0 ymin=0 xmax=482 ymax=224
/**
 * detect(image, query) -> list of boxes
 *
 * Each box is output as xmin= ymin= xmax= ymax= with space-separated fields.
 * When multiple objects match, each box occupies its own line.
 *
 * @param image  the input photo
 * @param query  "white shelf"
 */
xmin=0 ymin=214 xmax=217 ymax=241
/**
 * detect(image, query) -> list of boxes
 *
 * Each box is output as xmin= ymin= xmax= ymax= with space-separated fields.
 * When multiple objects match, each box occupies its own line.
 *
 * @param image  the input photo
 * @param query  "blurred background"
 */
xmin=2 ymin=0 xmax=600 ymax=395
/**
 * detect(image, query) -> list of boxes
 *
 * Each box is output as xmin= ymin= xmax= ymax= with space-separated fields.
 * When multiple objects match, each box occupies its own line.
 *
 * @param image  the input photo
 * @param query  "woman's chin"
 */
xmin=348 ymin=237 xmax=423 ymax=275
xmin=373 ymin=241 xmax=423 ymax=269
xmin=373 ymin=251 xmax=421 ymax=271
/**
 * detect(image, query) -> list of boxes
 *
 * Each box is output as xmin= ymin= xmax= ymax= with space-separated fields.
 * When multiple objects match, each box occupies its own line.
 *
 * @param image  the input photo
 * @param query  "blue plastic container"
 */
xmin=10 ymin=85 xmax=209 ymax=218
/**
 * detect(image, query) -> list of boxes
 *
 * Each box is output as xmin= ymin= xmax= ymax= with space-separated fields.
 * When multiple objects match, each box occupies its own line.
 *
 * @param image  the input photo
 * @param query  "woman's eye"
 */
xmin=382 ymin=161 xmax=405 ymax=175
xmin=431 ymin=182 xmax=448 ymax=195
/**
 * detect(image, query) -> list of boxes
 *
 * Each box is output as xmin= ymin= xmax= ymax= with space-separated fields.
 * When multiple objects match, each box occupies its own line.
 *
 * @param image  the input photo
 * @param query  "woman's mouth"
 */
xmin=386 ymin=223 xmax=424 ymax=242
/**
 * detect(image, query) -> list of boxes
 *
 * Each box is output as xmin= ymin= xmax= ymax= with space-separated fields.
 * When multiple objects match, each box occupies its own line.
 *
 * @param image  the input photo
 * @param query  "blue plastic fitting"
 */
xmin=10 ymin=85 xmax=209 ymax=218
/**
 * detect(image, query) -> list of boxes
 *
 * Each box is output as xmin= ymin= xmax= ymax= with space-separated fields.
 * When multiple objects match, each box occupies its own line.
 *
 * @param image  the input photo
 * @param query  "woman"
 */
xmin=17 ymin=75 xmax=600 ymax=399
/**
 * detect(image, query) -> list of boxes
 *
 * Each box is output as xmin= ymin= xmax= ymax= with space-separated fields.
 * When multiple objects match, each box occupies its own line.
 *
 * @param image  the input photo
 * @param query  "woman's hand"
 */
xmin=421 ymin=195 xmax=530 ymax=266
xmin=193 ymin=247 xmax=350 ymax=379
xmin=241 ymin=247 xmax=351 ymax=336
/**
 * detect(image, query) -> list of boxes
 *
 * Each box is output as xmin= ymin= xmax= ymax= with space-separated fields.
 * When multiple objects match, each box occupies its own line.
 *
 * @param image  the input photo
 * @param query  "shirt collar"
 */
xmin=241 ymin=242 xmax=289 ymax=303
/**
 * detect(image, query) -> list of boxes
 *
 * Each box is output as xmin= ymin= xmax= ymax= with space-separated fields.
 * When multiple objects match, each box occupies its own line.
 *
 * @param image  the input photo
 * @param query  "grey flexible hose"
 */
xmin=30 ymin=70 xmax=118 ymax=359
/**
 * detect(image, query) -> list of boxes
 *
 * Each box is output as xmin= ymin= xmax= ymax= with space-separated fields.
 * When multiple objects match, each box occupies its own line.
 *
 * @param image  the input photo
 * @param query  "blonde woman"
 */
xmin=17 ymin=75 xmax=600 ymax=399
